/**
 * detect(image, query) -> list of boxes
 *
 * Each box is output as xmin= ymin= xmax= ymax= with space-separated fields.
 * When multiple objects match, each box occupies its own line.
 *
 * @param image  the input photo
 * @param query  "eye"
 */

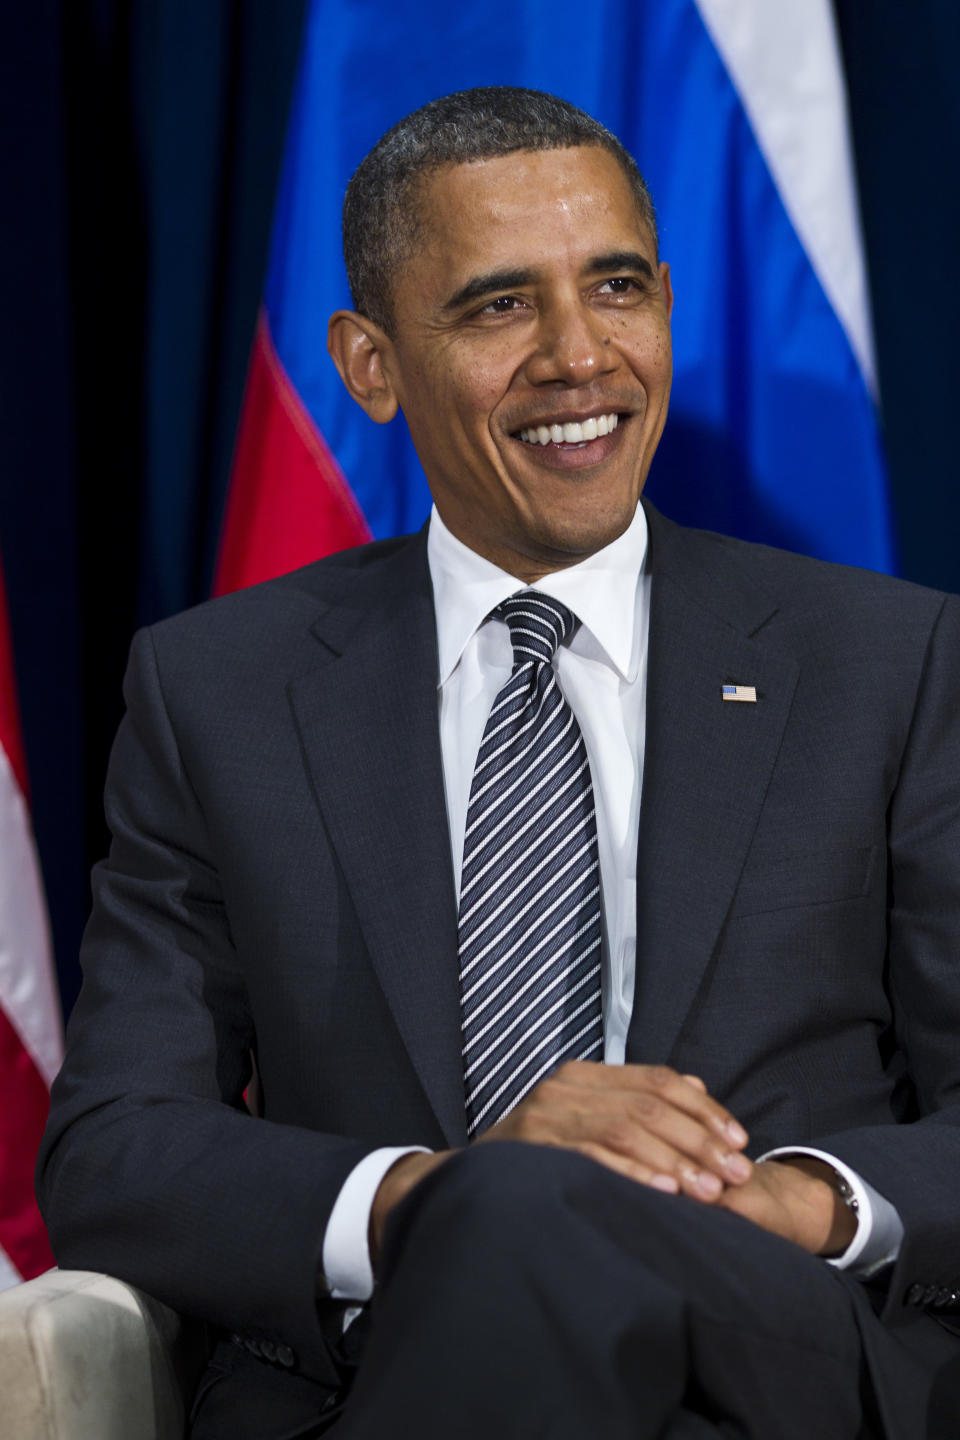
xmin=476 ymin=294 xmax=529 ymax=316
xmin=596 ymin=276 xmax=642 ymax=297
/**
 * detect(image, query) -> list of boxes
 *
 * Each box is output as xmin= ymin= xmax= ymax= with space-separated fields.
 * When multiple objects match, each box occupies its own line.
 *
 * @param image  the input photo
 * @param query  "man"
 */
xmin=38 ymin=89 xmax=960 ymax=1438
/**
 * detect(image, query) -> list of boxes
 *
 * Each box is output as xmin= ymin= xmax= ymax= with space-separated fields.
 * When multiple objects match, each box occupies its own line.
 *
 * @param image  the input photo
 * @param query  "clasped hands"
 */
xmin=370 ymin=1061 xmax=857 ymax=1266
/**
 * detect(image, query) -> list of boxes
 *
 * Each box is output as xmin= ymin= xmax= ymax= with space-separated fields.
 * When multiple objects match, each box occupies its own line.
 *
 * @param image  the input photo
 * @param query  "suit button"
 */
xmin=276 ymin=1344 xmax=296 ymax=1369
xmin=904 ymin=1283 xmax=926 ymax=1307
xmin=923 ymin=1285 xmax=941 ymax=1307
xmin=260 ymin=1340 xmax=277 ymax=1363
xmin=244 ymin=1338 xmax=261 ymax=1358
xmin=933 ymin=1288 xmax=954 ymax=1310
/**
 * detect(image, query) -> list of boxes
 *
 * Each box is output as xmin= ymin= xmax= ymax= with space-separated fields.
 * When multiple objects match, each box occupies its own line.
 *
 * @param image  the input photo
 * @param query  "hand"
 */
xmin=717 ymin=1156 xmax=858 ymax=1255
xmin=478 ymin=1061 xmax=752 ymax=1203
xmin=368 ymin=1062 xmax=751 ymax=1264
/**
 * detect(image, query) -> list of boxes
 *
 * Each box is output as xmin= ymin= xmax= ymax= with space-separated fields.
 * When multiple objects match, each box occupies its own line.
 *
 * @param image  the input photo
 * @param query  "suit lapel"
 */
xmin=287 ymin=534 xmax=467 ymax=1146
xmin=627 ymin=508 xmax=800 ymax=1065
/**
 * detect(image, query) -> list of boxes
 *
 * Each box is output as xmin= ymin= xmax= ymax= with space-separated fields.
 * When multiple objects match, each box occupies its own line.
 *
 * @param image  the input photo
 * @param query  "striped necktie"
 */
xmin=458 ymin=590 xmax=604 ymax=1138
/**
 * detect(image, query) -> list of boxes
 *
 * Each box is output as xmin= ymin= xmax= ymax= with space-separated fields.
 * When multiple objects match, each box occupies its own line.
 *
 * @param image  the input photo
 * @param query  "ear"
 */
xmin=658 ymin=262 xmax=674 ymax=320
xmin=327 ymin=310 xmax=399 ymax=424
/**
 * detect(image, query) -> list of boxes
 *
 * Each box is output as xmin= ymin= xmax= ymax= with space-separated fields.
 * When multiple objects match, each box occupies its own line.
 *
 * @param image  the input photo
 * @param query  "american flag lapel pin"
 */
xmin=722 ymin=684 xmax=757 ymax=703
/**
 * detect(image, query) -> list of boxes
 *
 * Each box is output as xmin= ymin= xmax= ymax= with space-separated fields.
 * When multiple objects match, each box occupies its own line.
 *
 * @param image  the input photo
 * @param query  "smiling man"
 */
xmin=330 ymin=142 xmax=673 ymax=581
xmin=39 ymin=89 xmax=960 ymax=1439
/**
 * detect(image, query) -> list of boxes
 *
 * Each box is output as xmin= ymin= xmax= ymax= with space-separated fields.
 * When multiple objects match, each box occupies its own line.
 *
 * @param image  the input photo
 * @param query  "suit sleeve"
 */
xmin=36 ymin=627 xmax=374 ymax=1382
xmin=812 ymin=592 xmax=960 ymax=1321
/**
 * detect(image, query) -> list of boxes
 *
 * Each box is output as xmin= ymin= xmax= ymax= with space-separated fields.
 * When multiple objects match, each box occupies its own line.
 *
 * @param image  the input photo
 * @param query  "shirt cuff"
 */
xmin=759 ymin=1145 xmax=904 ymax=1278
xmin=322 ymin=1145 xmax=431 ymax=1301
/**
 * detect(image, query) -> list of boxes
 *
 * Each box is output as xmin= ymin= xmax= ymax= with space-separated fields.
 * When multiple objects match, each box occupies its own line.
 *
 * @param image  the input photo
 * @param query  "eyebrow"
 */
xmin=443 ymin=268 xmax=539 ymax=312
xmin=442 ymin=250 xmax=656 ymax=313
xmin=585 ymin=250 xmax=656 ymax=282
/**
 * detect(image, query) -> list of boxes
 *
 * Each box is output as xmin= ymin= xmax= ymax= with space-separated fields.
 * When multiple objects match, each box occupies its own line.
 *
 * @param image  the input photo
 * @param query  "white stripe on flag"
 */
xmin=0 ymin=744 xmax=61 ymax=1086
xmin=693 ymin=0 xmax=877 ymax=395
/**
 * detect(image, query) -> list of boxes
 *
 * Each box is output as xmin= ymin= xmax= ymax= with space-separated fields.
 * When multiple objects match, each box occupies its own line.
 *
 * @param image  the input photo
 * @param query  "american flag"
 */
xmin=0 ymin=551 xmax=60 ymax=1289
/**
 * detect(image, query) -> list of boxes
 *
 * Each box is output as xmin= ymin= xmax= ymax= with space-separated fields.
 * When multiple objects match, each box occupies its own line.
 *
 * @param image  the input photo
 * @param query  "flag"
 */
xmin=213 ymin=311 xmax=370 ymax=596
xmin=216 ymin=0 xmax=892 ymax=588
xmin=0 ymin=551 xmax=60 ymax=1289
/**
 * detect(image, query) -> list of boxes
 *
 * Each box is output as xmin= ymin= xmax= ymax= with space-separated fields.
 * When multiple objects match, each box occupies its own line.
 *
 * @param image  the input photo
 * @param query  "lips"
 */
xmin=509 ymin=410 xmax=629 ymax=472
xmin=516 ymin=412 xmax=620 ymax=447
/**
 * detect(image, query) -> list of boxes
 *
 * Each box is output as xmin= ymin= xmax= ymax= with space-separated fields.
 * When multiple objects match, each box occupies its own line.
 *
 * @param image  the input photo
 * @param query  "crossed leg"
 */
xmin=337 ymin=1141 xmax=876 ymax=1439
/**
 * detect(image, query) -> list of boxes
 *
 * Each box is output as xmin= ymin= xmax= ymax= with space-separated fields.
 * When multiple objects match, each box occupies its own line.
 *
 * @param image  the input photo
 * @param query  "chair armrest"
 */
xmin=0 ymin=1269 xmax=207 ymax=1439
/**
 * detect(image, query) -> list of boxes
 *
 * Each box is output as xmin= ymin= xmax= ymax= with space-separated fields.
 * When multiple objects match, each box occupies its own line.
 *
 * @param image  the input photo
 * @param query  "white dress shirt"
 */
xmin=322 ymin=504 xmax=902 ymax=1300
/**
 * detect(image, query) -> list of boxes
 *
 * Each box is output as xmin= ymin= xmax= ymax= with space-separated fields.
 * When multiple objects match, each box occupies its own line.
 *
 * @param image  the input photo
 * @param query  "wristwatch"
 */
xmin=830 ymin=1169 xmax=860 ymax=1219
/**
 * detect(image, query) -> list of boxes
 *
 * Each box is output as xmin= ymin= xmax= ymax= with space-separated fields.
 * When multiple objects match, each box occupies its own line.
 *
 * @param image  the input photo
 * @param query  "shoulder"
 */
xmin=646 ymin=502 xmax=953 ymax=651
xmin=127 ymin=532 xmax=426 ymax=703
xmin=149 ymin=532 xmax=419 ymax=648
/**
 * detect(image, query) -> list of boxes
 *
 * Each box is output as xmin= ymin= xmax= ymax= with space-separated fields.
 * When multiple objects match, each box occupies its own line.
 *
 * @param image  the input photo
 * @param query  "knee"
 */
xmin=384 ymin=1140 xmax=610 ymax=1272
xmin=434 ymin=1140 xmax=593 ymax=1222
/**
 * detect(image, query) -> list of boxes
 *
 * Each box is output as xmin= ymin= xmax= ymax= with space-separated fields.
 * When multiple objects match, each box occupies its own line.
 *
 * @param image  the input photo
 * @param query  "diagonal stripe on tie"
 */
xmin=460 ymin=875 xmax=601 ymax=1013
xmin=458 ymin=762 xmax=591 ymax=900
xmin=463 ymin=939 xmax=603 ymax=1070
xmin=459 ymin=590 xmax=603 ymax=1137
xmin=460 ymin=841 xmax=599 ymax=974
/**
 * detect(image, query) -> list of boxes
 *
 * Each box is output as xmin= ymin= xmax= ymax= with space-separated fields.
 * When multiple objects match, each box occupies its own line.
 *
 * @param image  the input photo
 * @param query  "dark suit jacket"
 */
xmin=37 ymin=502 xmax=960 ymax=1421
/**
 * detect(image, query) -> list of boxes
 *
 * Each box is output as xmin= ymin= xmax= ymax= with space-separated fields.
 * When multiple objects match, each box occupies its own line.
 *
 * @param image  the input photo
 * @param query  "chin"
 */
xmin=532 ymin=507 xmax=637 ymax=562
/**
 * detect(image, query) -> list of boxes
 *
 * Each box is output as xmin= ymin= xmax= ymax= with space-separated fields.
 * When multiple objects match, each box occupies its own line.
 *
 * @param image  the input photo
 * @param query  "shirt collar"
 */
xmin=427 ymin=502 xmax=648 ymax=687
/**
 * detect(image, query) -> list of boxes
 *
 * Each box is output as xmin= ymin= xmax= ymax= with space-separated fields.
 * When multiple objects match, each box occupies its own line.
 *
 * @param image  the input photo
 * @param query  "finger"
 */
xmin=574 ymin=1141 xmax=730 ymax=1205
xmin=575 ymin=1140 xmax=680 ymax=1194
xmin=647 ymin=1068 xmax=749 ymax=1148
xmin=615 ymin=1093 xmax=754 ymax=1188
xmin=496 ymin=1092 xmax=728 ymax=1193
xmin=545 ymin=1097 xmax=749 ymax=1195
xmin=567 ymin=1065 xmax=748 ymax=1152
xmin=554 ymin=1062 xmax=749 ymax=1149
xmin=647 ymin=1067 xmax=749 ymax=1149
xmin=513 ymin=1067 xmax=752 ymax=1184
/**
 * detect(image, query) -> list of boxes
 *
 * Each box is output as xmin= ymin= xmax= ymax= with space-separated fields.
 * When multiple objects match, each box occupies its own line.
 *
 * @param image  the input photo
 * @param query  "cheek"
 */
xmin=448 ymin=336 xmax=522 ymax=411
xmin=622 ymin=331 xmax=672 ymax=391
xmin=446 ymin=371 xmax=510 ymax=436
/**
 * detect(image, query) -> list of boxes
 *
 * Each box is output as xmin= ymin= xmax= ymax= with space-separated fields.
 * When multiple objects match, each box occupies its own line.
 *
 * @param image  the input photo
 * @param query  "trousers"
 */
xmin=193 ymin=1143 xmax=960 ymax=1439
xmin=338 ymin=1142 xmax=878 ymax=1439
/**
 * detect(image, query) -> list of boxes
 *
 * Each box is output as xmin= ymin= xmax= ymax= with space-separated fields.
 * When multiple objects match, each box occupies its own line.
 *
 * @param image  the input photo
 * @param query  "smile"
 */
xmin=516 ymin=413 xmax=620 ymax=447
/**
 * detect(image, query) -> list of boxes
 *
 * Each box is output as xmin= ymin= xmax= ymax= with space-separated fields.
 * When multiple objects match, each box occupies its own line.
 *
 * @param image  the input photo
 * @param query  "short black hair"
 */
xmin=342 ymin=86 xmax=658 ymax=335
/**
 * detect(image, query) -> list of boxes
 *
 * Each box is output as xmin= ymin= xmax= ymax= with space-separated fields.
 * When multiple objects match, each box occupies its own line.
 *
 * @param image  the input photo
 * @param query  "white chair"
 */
xmin=0 ymin=1269 xmax=204 ymax=1440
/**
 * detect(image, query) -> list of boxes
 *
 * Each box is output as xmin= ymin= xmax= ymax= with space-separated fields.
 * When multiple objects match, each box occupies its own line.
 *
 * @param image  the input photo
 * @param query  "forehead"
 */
xmin=403 ymin=147 xmax=653 ymax=295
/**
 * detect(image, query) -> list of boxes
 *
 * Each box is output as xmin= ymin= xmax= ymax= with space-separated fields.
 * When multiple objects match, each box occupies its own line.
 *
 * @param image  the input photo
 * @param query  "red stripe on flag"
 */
xmin=0 ymin=1004 xmax=55 ymax=1279
xmin=214 ymin=309 xmax=371 ymax=596
xmin=0 ymin=560 xmax=29 ymax=801
xmin=0 ymin=552 xmax=59 ymax=1282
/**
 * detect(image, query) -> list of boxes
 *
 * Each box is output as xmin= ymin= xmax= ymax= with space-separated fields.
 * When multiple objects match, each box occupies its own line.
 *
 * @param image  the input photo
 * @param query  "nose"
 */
xmin=524 ymin=294 xmax=616 ymax=387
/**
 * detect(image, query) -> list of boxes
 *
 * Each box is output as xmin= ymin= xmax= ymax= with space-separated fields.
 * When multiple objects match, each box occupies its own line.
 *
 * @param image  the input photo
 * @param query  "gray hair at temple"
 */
xmin=342 ymin=86 xmax=659 ymax=335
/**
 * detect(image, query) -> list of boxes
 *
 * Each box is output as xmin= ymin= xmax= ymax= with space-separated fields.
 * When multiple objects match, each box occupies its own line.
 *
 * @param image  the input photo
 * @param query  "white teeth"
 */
xmin=518 ymin=413 xmax=619 ymax=445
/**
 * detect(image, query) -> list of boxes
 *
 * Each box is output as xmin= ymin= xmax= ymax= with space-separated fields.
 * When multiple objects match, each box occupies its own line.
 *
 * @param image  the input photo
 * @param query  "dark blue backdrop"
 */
xmin=1 ymin=0 xmax=958 ymax=1015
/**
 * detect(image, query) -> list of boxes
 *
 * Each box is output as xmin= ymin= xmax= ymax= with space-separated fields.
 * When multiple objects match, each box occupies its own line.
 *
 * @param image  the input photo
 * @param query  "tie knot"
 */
xmin=495 ymin=590 xmax=577 ymax=667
